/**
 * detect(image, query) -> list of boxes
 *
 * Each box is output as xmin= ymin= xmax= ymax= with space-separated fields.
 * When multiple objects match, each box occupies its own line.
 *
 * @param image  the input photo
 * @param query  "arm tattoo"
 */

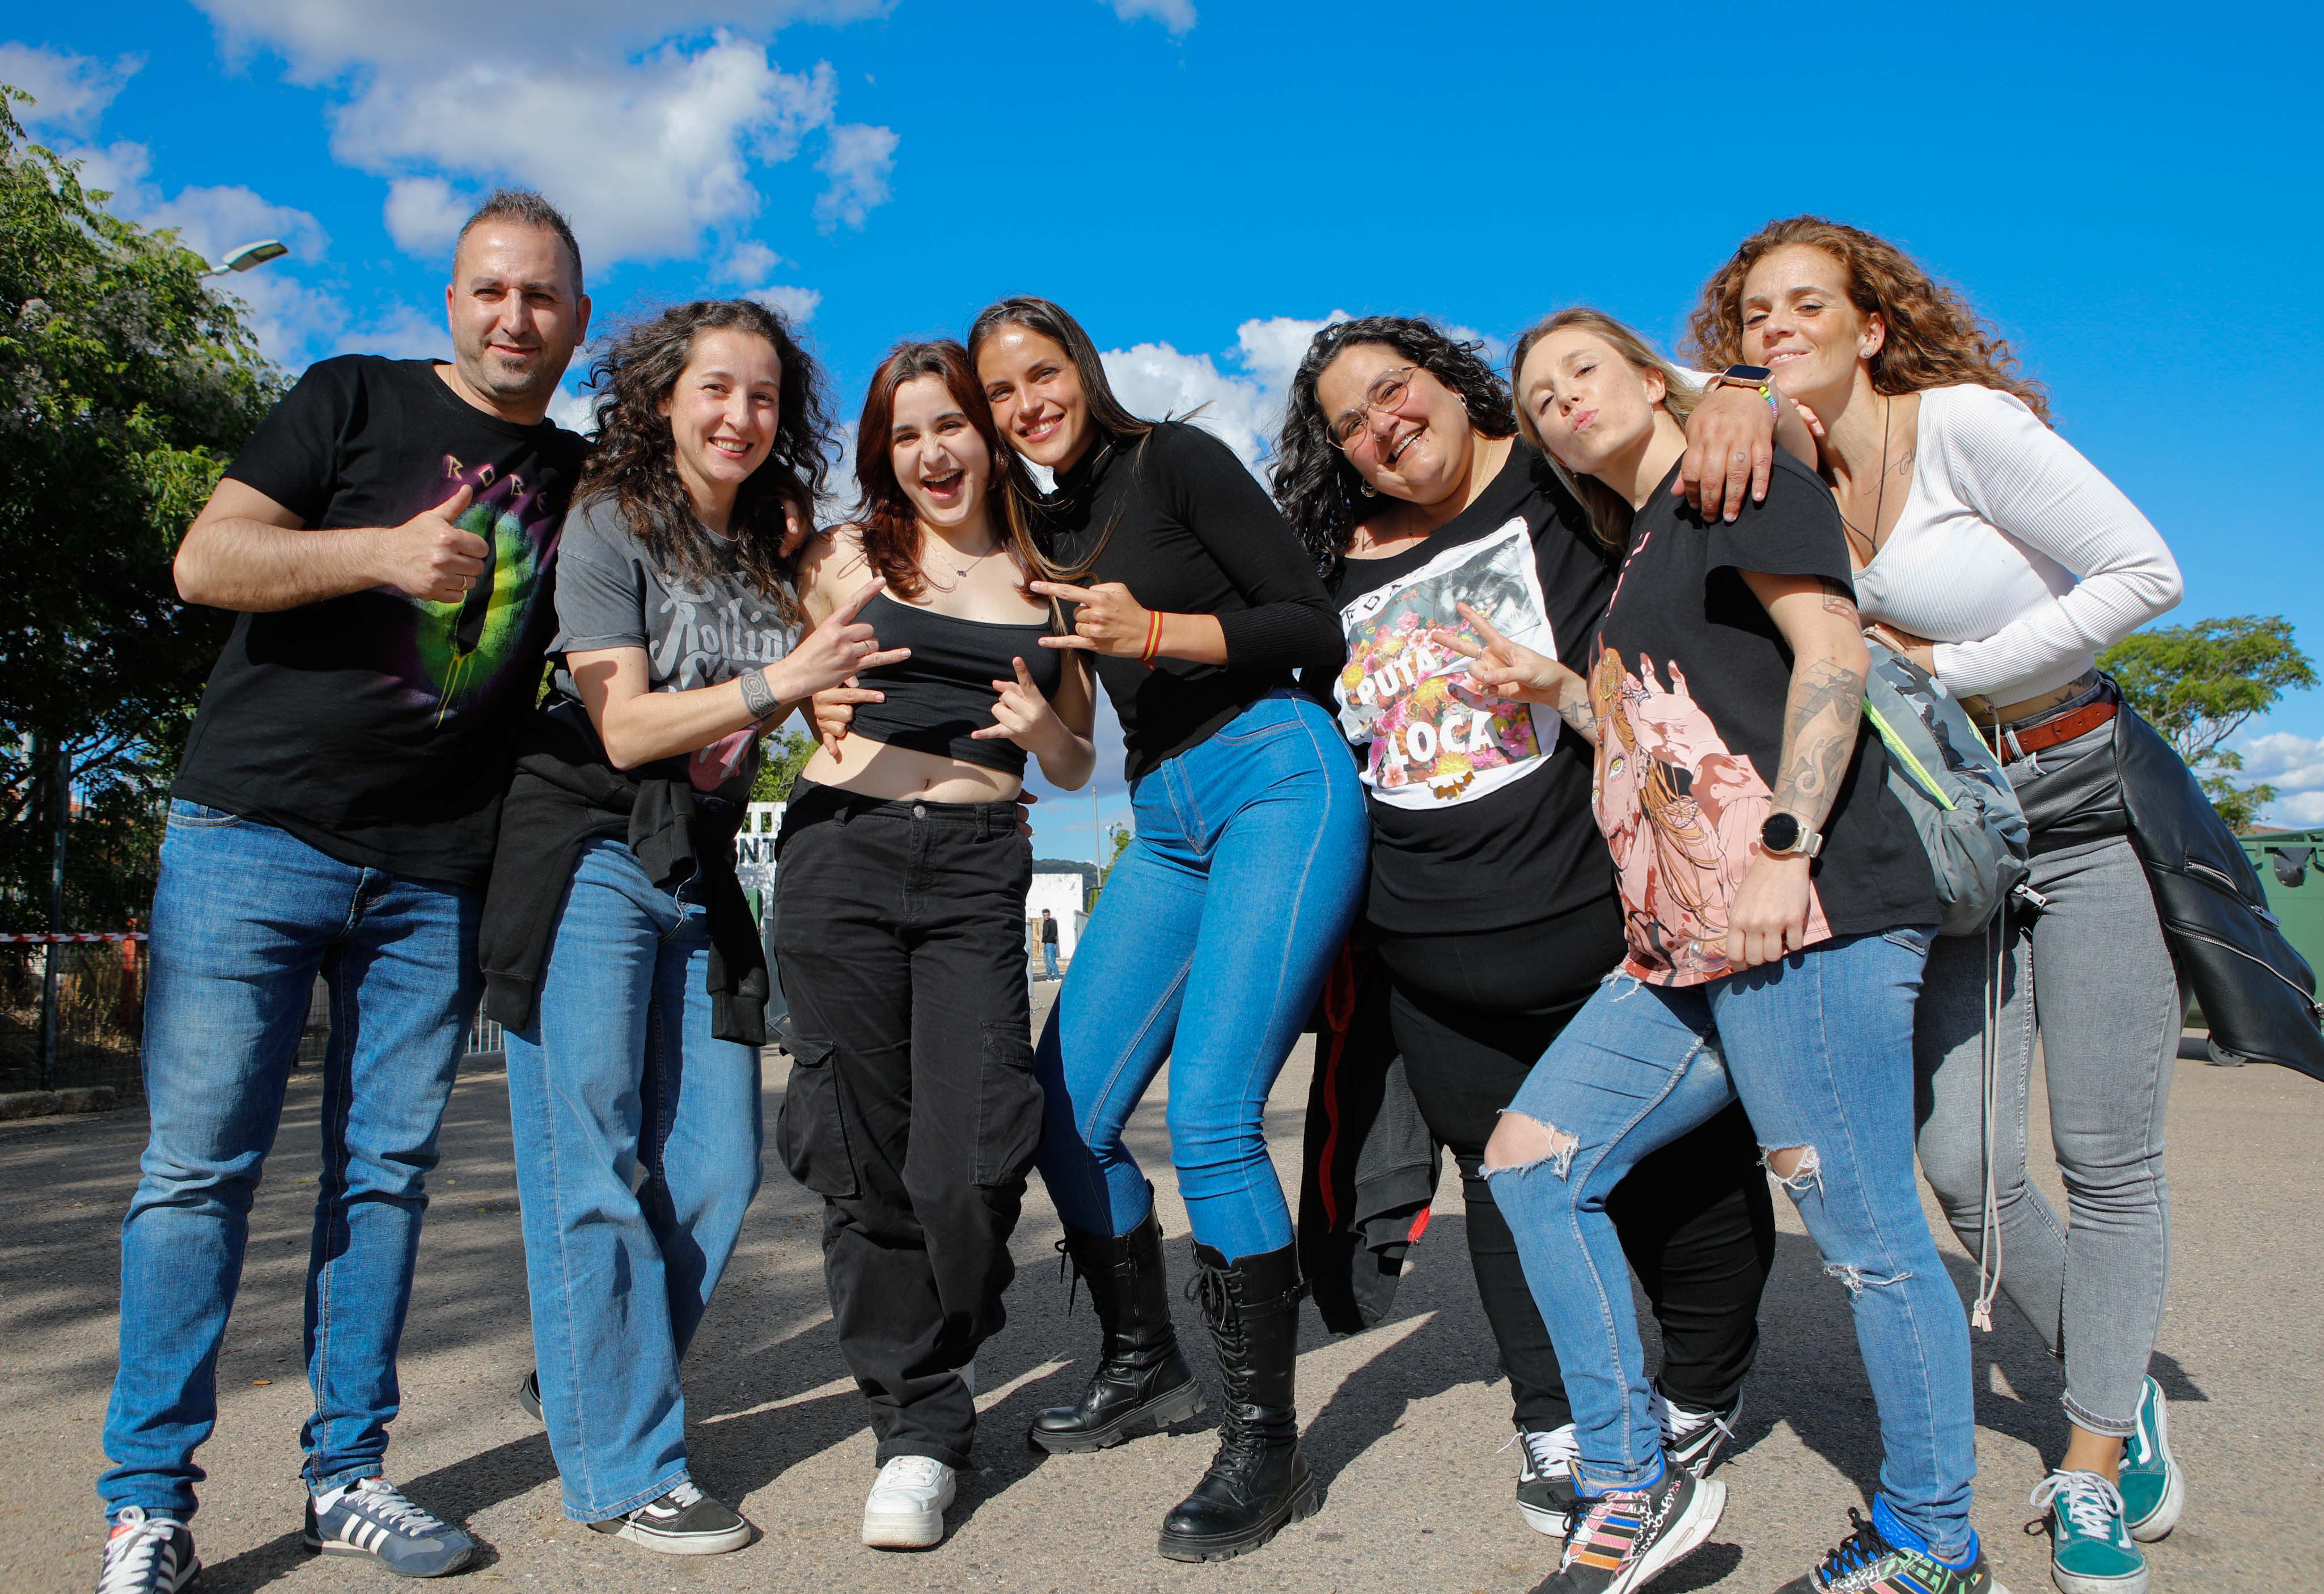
xmin=1817 ymin=577 xmax=1860 ymax=622
xmin=1555 ymin=676 xmax=1602 ymax=746
xmin=739 ymin=666 xmax=778 ymax=721
xmin=1771 ymin=656 xmax=1863 ymax=828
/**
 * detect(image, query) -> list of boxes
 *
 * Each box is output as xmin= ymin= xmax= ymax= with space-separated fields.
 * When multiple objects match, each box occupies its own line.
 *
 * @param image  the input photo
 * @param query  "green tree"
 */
xmin=1 ymin=87 xmax=281 ymax=929
xmin=2099 ymin=615 xmax=2317 ymax=832
xmin=749 ymin=728 xmax=818 ymax=804
xmin=1085 ymin=822 xmax=1133 ymax=912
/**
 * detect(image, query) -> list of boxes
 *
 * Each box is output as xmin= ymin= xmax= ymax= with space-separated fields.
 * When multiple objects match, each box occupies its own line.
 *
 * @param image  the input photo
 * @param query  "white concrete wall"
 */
xmin=1028 ymin=871 xmax=1087 ymax=958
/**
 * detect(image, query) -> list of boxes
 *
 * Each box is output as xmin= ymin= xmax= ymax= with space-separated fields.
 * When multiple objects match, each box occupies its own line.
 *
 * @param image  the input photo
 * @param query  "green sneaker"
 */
xmin=2030 ymin=1470 xmax=2146 ymax=1594
xmin=2116 ymin=1376 xmax=2185 ymax=1542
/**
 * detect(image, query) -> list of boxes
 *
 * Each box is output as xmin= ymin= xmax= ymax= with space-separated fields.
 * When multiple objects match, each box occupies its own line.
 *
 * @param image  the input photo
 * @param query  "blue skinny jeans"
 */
xmin=1033 ymin=691 xmax=1366 ymax=1261
xmin=1488 ymin=928 xmax=1980 ymax=1561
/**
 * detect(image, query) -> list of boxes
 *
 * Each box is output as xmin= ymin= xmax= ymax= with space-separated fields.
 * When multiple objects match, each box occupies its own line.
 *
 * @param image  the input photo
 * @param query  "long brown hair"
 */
xmin=574 ymin=299 xmax=836 ymax=624
xmin=967 ymin=295 xmax=1154 ymax=581
xmin=849 ymin=339 xmax=1046 ymax=601
xmin=1682 ymin=215 xmax=2051 ymax=424
xmin=1508 ymin=308 xmax=1701 ymax=551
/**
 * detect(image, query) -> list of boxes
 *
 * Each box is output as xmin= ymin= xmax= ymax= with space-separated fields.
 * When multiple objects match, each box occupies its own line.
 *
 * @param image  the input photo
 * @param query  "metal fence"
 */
xmin=1 ymin=937 xmax=505 ymax=1099
xmin=0 ymin=936 xmax=147 ymax=1097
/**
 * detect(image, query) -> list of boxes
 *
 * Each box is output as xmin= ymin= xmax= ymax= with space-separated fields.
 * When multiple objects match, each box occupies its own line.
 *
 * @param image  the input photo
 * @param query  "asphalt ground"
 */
xmin=4 ymin=987 xmax=2318 ymax=1593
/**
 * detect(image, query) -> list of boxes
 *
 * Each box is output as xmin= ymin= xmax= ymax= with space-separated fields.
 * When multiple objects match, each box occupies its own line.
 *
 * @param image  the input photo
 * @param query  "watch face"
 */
xmin=1725 ymin=364 xmax=1775 ymax=384
xmin=1762 ymin=812 xmax=1802 ymax=852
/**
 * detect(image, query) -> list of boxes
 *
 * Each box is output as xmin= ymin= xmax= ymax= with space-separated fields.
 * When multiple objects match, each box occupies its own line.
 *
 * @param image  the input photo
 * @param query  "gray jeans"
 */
xmin=1912 ymin=718 xmax=2176 ymax=1438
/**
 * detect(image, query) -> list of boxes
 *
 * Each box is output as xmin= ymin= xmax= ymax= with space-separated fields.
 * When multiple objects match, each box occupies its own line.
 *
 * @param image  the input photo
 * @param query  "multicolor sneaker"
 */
xmin=1775 ymin=1503 xmax=2004 ymax=1593
xmin=587 ymin=1481 xmax=753 ymax=1555
xmin=2117 ymin=1376 xmax=2185 ymax=1542
xmin=1650 ymin=1384 xmax=1741 ymax=1477
xmin=2030 ymin=1470 xmax=2145 ymax=1594
xmin=96 ymin=1508 xmax=200 ymax=1593
xmin=303 ymin=1477 xmax=476 ymax=1578
xmin=1539 ymin=1462 xmax=1724 ymax=1593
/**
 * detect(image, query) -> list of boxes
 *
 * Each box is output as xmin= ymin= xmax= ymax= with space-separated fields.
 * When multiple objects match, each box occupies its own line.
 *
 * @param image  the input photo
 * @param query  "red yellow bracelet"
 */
xmin=1140 ymin=610 xmax=1165 ymax=666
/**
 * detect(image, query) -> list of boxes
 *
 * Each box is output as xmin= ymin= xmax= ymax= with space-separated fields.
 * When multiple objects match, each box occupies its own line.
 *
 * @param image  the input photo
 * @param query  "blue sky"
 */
xmin=7 ymin=1 xmax=2321 ymax=851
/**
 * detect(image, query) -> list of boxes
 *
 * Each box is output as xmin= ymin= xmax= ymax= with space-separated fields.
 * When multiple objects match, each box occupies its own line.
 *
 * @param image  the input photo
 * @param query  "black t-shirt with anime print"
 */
xmin=1327 ymin=446 xmax=1619 ymax=936
xmin=175 ymin=356 xmax=587 ymax=887
xmin=1589 ymin=449 xmax=1936 ymax=986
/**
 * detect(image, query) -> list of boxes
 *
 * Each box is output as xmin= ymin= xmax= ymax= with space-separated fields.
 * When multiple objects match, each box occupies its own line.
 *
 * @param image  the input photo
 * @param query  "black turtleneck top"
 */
xmin=1042 ymin=421 xmax=1344 ymax=781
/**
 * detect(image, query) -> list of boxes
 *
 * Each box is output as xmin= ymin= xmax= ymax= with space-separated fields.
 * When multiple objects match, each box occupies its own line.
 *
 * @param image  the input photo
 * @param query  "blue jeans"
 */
xmin=1042 ymin=942 xmax=1059 ymax=980
xmin=1488 ymin=929 xmax=1979 ymax=1559
xmin=503 ymin=840 xmax=763 ymax=1521
xmin=101 ymin=801 xmax=479 ymax=1523
xmin=1034 ymin=691 xmax=1366 ymax=1259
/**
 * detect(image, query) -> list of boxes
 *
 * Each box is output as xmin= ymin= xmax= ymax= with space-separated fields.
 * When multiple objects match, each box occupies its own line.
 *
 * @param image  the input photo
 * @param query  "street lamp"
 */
xmin=203 ymin=239 xmax=289 ymax=276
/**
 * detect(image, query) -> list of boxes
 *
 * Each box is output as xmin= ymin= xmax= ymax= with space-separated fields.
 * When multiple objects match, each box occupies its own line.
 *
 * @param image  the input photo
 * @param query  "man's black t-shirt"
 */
xmin=174 ymin=356 xmax=587 ymax=887
xmin=1041 ymin=422 xmax=1345 ymax=782
xmin=1589 ymin=450 xmax=1936 ymax=985
xmin=1326 ymin=446 xmax=1618 ymax=936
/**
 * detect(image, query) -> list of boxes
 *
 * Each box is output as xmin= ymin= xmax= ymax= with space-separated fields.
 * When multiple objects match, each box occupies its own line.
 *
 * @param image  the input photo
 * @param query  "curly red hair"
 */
xmin=1682 ymin=216 xmax=2050 ymax=425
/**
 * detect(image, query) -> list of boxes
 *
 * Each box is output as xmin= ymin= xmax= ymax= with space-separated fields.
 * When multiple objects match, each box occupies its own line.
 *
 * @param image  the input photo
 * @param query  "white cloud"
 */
xmin=2237 ymin=730 xmax=2324 ymax=829
xmin=0 ymin=43 xmax=142 ymax=134
xmin=186 ymin=5 xmax=899 ymax=266
xmin=745 ymin=283 xmax=823 ymax=325
xmin=382 ymin=176 xmax=472 ymax=255
xmin=548 ymin=385 xmax=597 ymax=435
xmin=1099 ymin=311 xmax=1349 ymax=475
xmin=815 ymin=121 xmax=897 ymax=232
xmin=1104 ymin=0 xmax=1196 ymax=35
xmin=718 ymin=240 xmax=785 ymax=284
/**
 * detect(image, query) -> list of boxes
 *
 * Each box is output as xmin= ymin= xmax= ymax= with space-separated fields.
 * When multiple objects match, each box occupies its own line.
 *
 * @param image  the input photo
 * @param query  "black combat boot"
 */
xmin=1156 ymin=1242 xmax=1321 ymax=1561
xmin=1027 ymin=1207 xmax=1207 ymax=1453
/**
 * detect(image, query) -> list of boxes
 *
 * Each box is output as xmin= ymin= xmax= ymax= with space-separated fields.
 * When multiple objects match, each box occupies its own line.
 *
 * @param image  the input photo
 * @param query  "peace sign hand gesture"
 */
xmin=1431 ymin=602 xmax=1598 ymax=743
xmin=973 ymin=656 xmax=1073 ymax=758
xmin=1029 ymin=580 xmax=1155 ymax=658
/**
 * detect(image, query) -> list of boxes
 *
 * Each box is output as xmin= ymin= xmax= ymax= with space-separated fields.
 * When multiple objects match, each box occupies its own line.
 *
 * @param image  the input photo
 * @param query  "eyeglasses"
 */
xmin=1327 ymin=365 xmax=1419 ymax=451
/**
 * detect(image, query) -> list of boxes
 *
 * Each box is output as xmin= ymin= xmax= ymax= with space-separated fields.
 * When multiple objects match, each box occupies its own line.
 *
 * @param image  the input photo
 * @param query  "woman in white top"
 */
xmin=1687 ymin=217 xmax=2188 ymax=1594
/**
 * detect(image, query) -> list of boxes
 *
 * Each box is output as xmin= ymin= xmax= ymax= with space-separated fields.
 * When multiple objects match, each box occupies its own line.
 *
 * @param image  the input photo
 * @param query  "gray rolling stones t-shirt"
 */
xmin=551 ymin=495 xmax=799 ymax=802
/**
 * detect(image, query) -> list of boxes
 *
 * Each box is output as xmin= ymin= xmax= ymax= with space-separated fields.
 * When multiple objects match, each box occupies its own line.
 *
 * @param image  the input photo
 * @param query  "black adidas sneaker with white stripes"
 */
xmin=95 ymin=1507 xmax=200 ymax=1594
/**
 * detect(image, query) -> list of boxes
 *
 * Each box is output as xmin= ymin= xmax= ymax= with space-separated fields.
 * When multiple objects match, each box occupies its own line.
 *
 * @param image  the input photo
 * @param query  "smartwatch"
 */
xmin=1718 ymin=364 xmax=1781 ymax=417
xmin=1760 ymin=811 xmax=1823 ymax=859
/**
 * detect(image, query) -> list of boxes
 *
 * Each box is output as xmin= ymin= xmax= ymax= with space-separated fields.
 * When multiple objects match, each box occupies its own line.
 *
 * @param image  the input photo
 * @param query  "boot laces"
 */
xmin=99 ymin=1510 xmax=184 ymax=1594
xmin=1052 ymin=1237 xmax=1085 ymax=1316
xmin=2029 ymin=1470 xmax=2124 ymax=1540
xmin=1188 ymin=1263 xmax=1255 ymax=1447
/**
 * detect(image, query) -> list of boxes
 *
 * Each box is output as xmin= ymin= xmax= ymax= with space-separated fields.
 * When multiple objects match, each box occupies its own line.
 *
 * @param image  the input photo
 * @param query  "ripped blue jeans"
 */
xmin=1486 ymin=928 xmax=1978 ymax=1559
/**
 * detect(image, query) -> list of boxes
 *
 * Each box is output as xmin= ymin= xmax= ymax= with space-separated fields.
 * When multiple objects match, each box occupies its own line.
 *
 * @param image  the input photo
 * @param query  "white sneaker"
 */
xmin=861 ymin=1456 xmax=955 ymax=1549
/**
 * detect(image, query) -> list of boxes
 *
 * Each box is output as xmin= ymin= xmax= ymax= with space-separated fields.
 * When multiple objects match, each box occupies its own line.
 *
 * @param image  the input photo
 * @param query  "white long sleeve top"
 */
xmin=1851 ymin=384 xmax=2182 ymax=703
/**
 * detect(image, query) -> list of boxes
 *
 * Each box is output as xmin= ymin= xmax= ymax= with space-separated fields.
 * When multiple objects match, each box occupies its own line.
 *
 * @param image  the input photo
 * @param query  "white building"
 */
xmin=1028 ymin=868 xmax=1088 ymax=959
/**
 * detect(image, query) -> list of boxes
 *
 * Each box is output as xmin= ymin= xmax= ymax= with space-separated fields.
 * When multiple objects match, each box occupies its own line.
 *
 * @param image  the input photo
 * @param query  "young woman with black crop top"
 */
xmin=966 ymin=297 xmax=1366 ymax=1564
xmin=774 ymin=340 xmax=1095 ymax=1552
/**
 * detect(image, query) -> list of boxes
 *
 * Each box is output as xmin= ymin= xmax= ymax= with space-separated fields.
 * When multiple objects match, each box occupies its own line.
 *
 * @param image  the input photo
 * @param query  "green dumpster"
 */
xmin=2244 ymin=826 xmax=2324 ymax=981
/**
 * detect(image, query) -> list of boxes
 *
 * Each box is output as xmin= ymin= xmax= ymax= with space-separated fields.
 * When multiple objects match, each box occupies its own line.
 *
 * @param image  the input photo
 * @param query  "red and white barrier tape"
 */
xmin=0 ymin=932 xmax=148 ymax=943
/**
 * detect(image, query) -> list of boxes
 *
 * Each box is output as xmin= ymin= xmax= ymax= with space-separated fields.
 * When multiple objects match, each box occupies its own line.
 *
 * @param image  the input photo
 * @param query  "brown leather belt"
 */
xmin=1996 ymin=697 xmax=2118 ymax=760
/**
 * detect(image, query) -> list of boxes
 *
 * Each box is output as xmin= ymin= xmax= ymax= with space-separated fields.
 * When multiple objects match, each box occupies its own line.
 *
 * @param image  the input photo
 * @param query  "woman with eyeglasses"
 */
xmin=1273 ymin=318 xmax=1784 ymax=1542
xmin=1687 ymin=217 xmax=2186 ymax=1594
xmin=964 ymin=295 xmax=1365 ymax=1563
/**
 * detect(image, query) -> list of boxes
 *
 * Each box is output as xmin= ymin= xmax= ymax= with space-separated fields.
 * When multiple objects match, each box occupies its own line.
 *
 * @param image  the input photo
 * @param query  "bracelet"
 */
xmin=1755 ymin=382 xmax=1779 ymax=418
xmin=738 ymin=666 xmax=779 ymax=720
xmin=1140 ymin=610 xmax=1164 ymax=667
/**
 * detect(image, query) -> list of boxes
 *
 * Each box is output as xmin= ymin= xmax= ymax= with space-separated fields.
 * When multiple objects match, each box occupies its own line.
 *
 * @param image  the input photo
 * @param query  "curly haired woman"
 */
xmin=485 ymin=300 xmax=904 ymax=1555
xmin=1688 ymin=217 xmax=2186 ymax=1594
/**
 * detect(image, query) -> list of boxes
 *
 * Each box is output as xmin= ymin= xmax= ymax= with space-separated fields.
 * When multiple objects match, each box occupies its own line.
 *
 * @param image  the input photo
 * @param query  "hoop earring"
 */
xmin=1359 ymin=481 xmax=1377 ymax=498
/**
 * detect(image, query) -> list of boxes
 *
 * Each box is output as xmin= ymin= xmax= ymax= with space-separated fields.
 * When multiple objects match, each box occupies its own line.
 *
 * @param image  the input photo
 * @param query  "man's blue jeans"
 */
xmin=1033 ymin=691 xmax=1366 ymax=1260
xmin=1488 ymin=928 xmax=1979 ymax=1559
xmin=503 ymin=840 xmax=763 ymax=1521
xmin=100 ymin=801 xmax=479 ymax=1523
xmin=1042 ymin=942 xmax=1059 ymax=980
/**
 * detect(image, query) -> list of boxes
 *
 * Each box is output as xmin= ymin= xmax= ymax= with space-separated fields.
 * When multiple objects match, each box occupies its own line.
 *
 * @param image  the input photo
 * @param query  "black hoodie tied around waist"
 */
xmin=479 ymin=697 xmax=770 ymax=1046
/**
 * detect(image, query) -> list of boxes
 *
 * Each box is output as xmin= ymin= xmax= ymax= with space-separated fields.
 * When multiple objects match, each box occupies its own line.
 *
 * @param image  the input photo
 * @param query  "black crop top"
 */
xmin=845 ymin=591 xmax=1062 ymax=776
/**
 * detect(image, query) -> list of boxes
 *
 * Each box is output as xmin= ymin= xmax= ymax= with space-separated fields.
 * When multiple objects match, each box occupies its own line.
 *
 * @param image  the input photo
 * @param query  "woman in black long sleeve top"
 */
xmin=970 ymin=297 xmax=1366 ymax=1563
